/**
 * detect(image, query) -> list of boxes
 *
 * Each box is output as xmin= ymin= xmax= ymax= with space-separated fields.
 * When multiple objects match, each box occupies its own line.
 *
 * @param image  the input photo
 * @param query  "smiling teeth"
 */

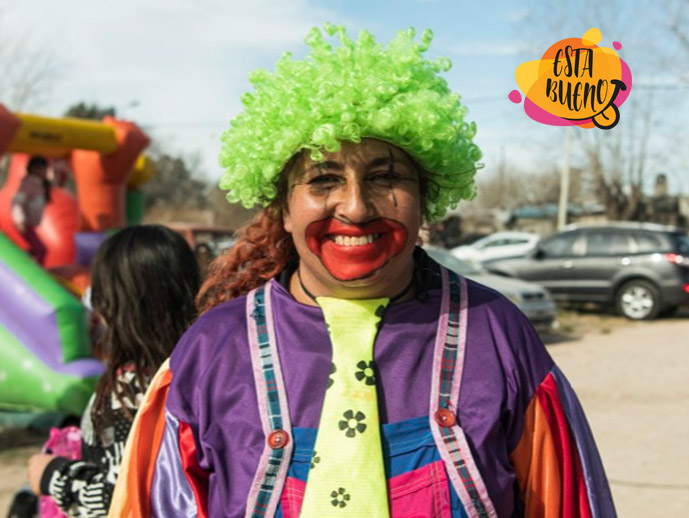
xmin=332 ymin=234 xmax=379 ymax=246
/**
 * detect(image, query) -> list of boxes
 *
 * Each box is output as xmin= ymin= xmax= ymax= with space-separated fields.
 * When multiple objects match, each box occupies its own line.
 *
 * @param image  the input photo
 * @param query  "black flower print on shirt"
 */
xmin=327 ymin=363 xmax=337 ymax=390
xmin=355 ymin=360 xmax=375 ymax=385
xmin=331 ymin=487 xmax=350 ymax=508
xmin=338 ymin=410 xmax=367 ymax=437
xmin=310 ymin=450 xmax=321 ymax=470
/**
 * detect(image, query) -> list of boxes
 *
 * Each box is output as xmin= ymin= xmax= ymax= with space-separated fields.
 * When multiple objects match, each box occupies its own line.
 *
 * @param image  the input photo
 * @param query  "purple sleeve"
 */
xmin=165 ymin=296 xmax=266 ymax=515
xmin=150 ymin=410 xmax=199 ymax=517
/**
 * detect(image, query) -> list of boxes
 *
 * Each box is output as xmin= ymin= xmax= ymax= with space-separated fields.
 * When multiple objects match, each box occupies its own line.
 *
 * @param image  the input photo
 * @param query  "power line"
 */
xmin=465 ymin=94 xmax=507 ymax=104
xmin=634 ymin=82 xmax=689 ymax=90
xmin=141 ymin=121 xmax=225 ymax=129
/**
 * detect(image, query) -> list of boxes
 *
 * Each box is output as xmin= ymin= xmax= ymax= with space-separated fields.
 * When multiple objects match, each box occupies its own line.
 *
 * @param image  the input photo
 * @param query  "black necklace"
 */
xmin=297 ymin=268 xmax=416 ymax=304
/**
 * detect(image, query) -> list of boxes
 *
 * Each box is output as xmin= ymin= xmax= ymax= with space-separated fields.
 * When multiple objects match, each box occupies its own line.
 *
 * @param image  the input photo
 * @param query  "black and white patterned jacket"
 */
xmin=40 ymin=371 xmax=145 ymax=518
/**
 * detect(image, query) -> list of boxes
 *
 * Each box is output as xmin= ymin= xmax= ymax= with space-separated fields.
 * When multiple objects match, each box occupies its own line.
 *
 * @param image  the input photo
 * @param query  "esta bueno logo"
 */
xmin=509 ymin=28 xmax=632 ymax=130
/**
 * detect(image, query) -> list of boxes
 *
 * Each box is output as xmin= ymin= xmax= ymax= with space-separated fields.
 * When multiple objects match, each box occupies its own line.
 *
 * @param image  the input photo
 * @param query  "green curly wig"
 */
xmin=219 ymin=23 xmax=481 ymax=221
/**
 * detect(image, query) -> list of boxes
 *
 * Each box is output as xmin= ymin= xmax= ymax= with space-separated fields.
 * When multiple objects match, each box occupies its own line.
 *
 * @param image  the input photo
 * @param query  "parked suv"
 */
xmin=483 ymin=222 xmax=689 ymax=320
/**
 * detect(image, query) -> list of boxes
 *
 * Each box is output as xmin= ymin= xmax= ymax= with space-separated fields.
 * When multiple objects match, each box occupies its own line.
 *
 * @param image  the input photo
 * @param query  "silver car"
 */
xmin=451 ymin=231 xmax=540 ymax=266
xmin=425 ymin=247 xmax=557 ymax=331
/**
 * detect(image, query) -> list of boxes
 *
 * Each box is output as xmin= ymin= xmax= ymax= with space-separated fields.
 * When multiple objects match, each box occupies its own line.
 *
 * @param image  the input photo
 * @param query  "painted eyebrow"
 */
xmin=305 ymin=155 xmax=408 ymax=173
xmin=305 ymin=160 xmax=343 ymax=173
xmin=367 ymin=156 xmax=402 ymax=169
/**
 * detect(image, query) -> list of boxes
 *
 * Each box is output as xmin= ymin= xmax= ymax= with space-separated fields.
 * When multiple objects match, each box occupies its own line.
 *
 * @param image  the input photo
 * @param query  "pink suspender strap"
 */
xmin=245 ymin=280 xmax=294 ymax=518
xmin=429 ymin=268 xmax=498 ymax=518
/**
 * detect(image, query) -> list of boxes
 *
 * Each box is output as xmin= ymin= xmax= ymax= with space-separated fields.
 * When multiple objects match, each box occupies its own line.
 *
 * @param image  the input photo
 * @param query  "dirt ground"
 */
xmin=543 ymin=309 xmax=689 ymax=517
xmin=1 ymin=309 xmax=688 ymax=517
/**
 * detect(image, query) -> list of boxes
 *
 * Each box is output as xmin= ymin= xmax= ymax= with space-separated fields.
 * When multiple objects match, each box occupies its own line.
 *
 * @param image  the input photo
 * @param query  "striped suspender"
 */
xmin=429 ymin=268 xmax=498 ymax=518
xmin=245 ymin=281 xmax=293 ymax=518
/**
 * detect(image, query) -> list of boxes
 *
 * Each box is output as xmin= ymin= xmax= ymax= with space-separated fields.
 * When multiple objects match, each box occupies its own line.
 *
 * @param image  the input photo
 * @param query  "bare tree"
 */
xmin=573 ymin=92 xmax=655 ymax=220
xmin=64 ymin=102 xmax=117 ymax=120
xmin=206 ymin=187 xmax=259 ymax=229
xmin=0 ymin=11 xmax=60 ymax=111
xmin=476 ymin=149 xmax=585 ymax=211
xmin=475 ymin=151 xmax=529 ymax=210
xmin=142 ymin=148 xmax=209 ymax=211
xmin=667 ymin=0 xmax=689 ymax=59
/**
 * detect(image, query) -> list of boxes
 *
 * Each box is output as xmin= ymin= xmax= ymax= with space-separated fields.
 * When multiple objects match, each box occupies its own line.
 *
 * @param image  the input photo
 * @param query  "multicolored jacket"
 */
xmin=109 ymin=256 xmax=616 ymax=517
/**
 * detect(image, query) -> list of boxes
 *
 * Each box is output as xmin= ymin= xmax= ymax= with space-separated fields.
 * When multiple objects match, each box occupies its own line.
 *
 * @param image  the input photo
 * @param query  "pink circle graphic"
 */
xmin=613 ymin=41 xmax=622 ymax=50
xmin=508 ymin=90 xmax=522 ymax=103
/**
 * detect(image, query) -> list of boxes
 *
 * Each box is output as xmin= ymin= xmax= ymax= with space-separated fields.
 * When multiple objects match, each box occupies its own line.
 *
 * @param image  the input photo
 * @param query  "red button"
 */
xmin=267 ymin=430 xmax=289 ymax=449
xmin=434 ymin=409 xmax=456 ymax=427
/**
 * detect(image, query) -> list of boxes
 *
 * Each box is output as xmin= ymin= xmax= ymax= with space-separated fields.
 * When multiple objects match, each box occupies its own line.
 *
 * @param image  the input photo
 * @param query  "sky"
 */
xmin=1 ymin=0 xmax=688 ymax=195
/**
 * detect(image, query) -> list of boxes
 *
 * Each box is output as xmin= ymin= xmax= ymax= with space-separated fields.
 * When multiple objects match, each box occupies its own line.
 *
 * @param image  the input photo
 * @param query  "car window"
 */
xmin=634 ymin=232 xmax=665 ymax=252
xmin=675 ymin=235 xmax=689 ymax=255
xmin=539 ymin=232 xmax=578 ymax=257
xmin=478 ymin=239 xmax=497 ymax=249
xmin=211 ymin=236 xmax=237 ymax=254
xmin=483 ymin=239 xmax=508 ymax=248
xmin=193 ymin=230 xmax=217 ymax=246
xmin=470 ymin=235 xmax=493 ymax=249
xmin=585 ymin=231 xmax=632 ymax=255
xmin=632 ymin=231 xmax=666 ymax=252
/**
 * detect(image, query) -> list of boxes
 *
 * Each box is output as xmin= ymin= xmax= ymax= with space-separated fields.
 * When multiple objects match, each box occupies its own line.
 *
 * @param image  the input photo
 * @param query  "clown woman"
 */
xmin=110 ymin=24 xmax=616 ymax=518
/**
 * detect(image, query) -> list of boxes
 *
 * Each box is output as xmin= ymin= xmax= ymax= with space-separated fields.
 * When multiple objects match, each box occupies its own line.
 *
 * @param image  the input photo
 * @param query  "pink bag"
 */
xmin=40 ymin=426 xmax=82 ymax=518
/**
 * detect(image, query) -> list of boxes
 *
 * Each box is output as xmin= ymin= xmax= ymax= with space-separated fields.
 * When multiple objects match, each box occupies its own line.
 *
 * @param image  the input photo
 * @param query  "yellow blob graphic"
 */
xmin=582 ymin=28 xmax=602 ymax=46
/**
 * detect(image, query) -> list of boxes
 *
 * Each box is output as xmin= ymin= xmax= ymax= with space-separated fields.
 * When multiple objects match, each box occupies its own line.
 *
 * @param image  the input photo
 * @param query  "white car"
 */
xmin=426 ymin=247 xmax=556 ymax=331
xmin=451 ymin=232 xmax=540 ymax=266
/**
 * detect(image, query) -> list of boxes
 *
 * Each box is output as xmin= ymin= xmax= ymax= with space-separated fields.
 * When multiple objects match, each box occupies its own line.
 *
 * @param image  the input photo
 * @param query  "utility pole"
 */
xmin=557 ymin=126 xmax=572 ymax=230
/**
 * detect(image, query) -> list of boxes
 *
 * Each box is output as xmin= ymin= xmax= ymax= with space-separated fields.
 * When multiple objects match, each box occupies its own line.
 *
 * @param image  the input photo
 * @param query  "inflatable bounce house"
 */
xmin=0 ymin=103 xmax=154 ymax=416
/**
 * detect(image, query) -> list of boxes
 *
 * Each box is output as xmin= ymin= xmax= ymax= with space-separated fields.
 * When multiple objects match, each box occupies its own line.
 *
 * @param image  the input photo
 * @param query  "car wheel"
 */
xmin=615 ymin=280 xmax=661 ymax=320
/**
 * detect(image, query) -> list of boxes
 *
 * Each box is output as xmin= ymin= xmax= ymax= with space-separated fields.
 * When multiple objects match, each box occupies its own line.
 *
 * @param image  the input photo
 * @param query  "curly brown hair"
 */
xmin=196 ymin=202 xmax=296 ymax=312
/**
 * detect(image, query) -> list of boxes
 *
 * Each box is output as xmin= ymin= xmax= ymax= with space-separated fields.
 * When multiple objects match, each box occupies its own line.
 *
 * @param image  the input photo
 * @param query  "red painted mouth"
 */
xmin=305 ymin=218 xmax=409 ymax=281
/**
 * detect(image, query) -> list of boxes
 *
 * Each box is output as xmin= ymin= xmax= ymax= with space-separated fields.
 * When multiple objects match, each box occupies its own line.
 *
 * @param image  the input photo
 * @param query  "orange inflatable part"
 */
xmin=0 ymin=154 xmax=31 ymax=243
xmin=0 ymin=105 xmax=21 ymax=154
xmin=72 ymin=117 xmax=150 ymax=231
xmin=0 ymin=154 xmax=80 ymax=267
xmin=49 ymin=264 xmax=91 ymax=297
xmin=39 ymin=187 xmax=80 ymax=266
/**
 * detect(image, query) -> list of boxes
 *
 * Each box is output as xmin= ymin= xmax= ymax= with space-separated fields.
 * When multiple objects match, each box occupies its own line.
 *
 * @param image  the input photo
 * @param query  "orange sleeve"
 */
xmin=510 ymin=388 xmax=563 ymax=517
xmin=509 ymin=372 xmax=594 ymax=518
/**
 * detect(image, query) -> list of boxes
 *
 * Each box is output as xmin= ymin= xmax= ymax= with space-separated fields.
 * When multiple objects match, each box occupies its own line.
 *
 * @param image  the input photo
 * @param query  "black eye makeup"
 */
xmin=291 ymin=149 xmax=418 ymax=196
xmin=308 ymin=173 xmax=342 ymax=186
xmin=300 ymin=164 xmax=342 ymax=194
xmin=365 ymin=148 xmax=418 ymax=186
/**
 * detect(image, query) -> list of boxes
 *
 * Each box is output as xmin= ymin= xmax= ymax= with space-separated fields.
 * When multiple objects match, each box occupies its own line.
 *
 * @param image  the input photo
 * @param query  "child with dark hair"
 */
xmin=26 ymin=225 xmax=201 ymax=517
xmin=11 ymin=155 xmax=51 ymax=264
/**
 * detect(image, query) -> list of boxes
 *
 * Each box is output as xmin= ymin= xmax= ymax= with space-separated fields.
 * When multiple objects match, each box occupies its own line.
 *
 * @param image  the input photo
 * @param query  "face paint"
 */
xmin=305 ymin=217 xmax=409 ymax=281
xmin=284 ymin=139 xmax=423 ymax=300
xmin=388 ymin=149 xmax=399 ymax=207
